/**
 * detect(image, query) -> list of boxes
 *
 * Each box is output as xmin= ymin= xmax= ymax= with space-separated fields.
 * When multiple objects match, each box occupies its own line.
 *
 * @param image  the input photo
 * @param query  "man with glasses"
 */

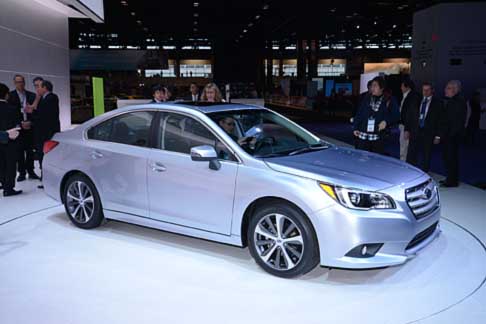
xmin=438 ymin=80 xmax=467 ymax=187
xmin=8 ymin=75 xmax=39 ymax=181
xmin=218 ymin=116 xmax=256 ymax=147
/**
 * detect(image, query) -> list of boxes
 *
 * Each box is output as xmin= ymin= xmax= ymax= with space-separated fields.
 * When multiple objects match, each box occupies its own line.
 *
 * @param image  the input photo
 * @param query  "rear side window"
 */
xmin=87 ymin=111 xmax=154 ymax=147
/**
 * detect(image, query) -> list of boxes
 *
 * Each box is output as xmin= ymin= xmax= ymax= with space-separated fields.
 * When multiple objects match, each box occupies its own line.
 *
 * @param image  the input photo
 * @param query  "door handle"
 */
xmin=150 ymin=162 xmax=166 ymax=172
xmin=90 ymin=150 xmax=104 ymax=159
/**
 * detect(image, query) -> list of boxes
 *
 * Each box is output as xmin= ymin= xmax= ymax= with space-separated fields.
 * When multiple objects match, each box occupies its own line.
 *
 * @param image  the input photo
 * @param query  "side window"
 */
xmin=87 ymin=111 xmax=154 ymax=147
xmin=87 ymin=119 xmax=113 ymax=142
xmin=159 ymin=113 xmax=237 ymax=161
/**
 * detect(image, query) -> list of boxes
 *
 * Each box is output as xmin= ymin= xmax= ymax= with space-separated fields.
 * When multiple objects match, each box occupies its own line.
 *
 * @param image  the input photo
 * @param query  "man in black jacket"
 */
xmin=399 ymin=78 xmax=421 ymax=161
xmin=0 ymin=83 xmax=23 ymax=196
xmin=32 ymin=80 xmax=60 ymax=188
xmin=438 ymin=80 xmax=467 ymax=187
xmin=8 ymin=74 xmax=40 ymax=181
xmin=406 ymin=83 xmax=443 ymax=172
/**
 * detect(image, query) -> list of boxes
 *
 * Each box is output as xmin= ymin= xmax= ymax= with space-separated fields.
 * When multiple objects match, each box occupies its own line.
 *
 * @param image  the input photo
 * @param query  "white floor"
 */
xmin=1 ymin=159 xmax=485 ymax=324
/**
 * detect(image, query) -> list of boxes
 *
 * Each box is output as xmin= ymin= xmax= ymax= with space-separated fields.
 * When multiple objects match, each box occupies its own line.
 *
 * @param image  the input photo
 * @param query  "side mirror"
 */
xmin=190 ymin=145 xmax=221 ymax=170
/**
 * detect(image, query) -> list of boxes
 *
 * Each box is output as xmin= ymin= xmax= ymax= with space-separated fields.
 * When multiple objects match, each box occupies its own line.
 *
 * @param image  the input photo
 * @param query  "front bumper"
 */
xmin=311 ymin=178 xmax=441 ymax=269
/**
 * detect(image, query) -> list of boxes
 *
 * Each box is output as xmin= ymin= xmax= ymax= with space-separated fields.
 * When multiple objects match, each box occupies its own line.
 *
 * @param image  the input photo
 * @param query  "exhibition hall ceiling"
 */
xmin=69 ymin=0 xmax=480 ymax=48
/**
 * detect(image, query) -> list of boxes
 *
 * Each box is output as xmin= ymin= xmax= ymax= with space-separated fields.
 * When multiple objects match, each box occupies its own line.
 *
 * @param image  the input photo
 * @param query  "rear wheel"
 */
xmin=63 ymin=174 xmax=103 ymax=229
xmin=248 ymin=202 xmax=319 ymax=278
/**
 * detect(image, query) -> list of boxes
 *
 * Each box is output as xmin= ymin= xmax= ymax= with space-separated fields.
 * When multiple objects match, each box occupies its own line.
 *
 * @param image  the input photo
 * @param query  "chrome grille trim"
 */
xmin=405 ymin=179 xmax=440 ymax=220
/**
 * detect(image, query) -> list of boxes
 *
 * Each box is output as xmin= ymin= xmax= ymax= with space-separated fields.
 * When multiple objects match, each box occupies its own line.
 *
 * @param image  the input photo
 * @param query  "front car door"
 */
xmin=85 ymin=110 xmax=155 ymax=217
xmin=147 ymin=111 xmax=239 ymax=234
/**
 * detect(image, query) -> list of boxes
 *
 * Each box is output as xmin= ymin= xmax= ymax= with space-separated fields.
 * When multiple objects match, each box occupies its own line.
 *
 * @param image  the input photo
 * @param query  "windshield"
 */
xmin=208 ymin=109 xmax=328 ymax=158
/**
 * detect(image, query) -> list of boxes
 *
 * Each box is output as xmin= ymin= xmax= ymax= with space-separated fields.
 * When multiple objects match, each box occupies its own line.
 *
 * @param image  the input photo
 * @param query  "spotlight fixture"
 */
xmin=194 ymin=28 xmax=198 ymax=32
xmin=263 ymin=4 xmax=269 ymax=10
xmin=248 ymin=22 xmax=253 ymax=27
xmin=374 ymin=21 xmax=377 ymax=25
xmin=193 ymin=2 xmax=199 ymax=7
xmin=130 ymin=12 xmax=136 ymax=16
xmin=255 ymin=15 xmax=260 ymax=19
xmin=393 ymin=24 xmax=397 ymax=28
xmin=243 ymin=29 xmax=247 ymax=33
xmin=136 ymin=20 xmax=142 ymax=24
xmin=120 ymin=0 xmax=128 ymax=6
xmin=356 ymin=25 xmax=360 ymax=29
xmin=194 ymin=21 xmax=198 ymax=25
xmin=194 ymin=13 xmax=199 ymax=17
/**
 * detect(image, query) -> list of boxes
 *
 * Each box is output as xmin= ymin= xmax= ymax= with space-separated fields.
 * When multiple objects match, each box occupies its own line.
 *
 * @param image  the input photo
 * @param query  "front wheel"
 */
xmin=63 ymin=174 xmax=103 ymax=229
xmin=247 ymin=203 xmax=319 ymax=278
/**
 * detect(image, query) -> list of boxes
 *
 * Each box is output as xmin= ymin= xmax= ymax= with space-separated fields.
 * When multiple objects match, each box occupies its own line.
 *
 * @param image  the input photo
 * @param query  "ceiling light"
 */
xmin=130 ymin=12 xmax=136 ymax=16
xmin=374 ymin=21 xmax=377 ymax=25
xmin=393 ymin=24 xmax=397 ymax=28
xmin=136 ymin=20 xmax=142 ymax=24
xmin=243 ymin=29 xmax=247 ymax=33
xmin=255 ymin=15 xmax=260 ymax=19
xmin=248 ymin=22 xmax=253 ymax=27
xmin=121 ymin=0 xmax=128 ymax=6
xmin=194 ymin=21 xmax=198 ymax=25
xmin=194 ymin=13 xmax=199 ymax=17
xmin=356 ymin=25 xmax=360 ymax=29
xmin=193 ymin=28 xmax=198 ymax=32
xmin=193 ymin=2 xmax=199 ymax=7
xmin=263 ymin=4 xmax=269 ymax=10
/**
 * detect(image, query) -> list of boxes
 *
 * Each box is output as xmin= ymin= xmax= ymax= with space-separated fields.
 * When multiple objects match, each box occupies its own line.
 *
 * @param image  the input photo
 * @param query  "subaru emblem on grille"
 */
xmin=423 ymin=188 xmax=432 ymax=200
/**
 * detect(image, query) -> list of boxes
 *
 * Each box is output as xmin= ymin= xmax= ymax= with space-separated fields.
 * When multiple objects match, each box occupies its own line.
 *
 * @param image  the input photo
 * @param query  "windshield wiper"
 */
xmin=288 ymin=144 xmax=330 ymax=156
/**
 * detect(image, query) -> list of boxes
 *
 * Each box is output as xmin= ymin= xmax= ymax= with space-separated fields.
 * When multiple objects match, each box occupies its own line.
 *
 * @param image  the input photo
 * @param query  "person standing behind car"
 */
xmin=438 ymin=80 xmax=467 ymax=188
xmin=0 ymin=83 xmax=23 ymax=196
xmin=201 ymin=83 xmax=224 ymax=103
xmin=406 ymin=82 xmax=443 ymax=172
xmin=8 ymin=74 xmax=40 ymax=182
xmin=399 ymin=78 xmax=421 ymax=161
xmin=353 ymin=76 xmax=399 ymax=154
xmin=32 ymin=80 xmax=60 ymax=189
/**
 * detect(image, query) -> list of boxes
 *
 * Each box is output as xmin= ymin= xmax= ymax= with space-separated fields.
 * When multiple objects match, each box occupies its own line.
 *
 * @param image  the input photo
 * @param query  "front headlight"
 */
xmin=319 ymin=183 xmax=395 ymax=210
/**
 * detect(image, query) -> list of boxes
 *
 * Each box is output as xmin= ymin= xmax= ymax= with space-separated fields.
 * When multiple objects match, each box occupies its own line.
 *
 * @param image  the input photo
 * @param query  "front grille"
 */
xmin=406 ymin=222 xmax=438 ymax=250
xmin=405 ymin=179 xmax=440 ymax=220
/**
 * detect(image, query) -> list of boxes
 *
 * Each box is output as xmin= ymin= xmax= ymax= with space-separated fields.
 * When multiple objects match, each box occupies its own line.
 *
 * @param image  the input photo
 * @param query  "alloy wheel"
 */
xmin=66 ymin=181 xmax=95 ymax=224
xmin=253 ymin=213 xmax=304 ymax=271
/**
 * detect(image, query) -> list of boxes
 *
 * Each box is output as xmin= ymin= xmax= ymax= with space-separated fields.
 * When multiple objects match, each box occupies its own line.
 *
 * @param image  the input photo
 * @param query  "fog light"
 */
xmin=345 ymin=243 xmax=384 ymax=258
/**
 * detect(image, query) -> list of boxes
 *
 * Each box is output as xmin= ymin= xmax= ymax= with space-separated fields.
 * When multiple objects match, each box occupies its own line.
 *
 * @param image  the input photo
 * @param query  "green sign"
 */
xmin=92 ymin=77 xmax=105 ymax=117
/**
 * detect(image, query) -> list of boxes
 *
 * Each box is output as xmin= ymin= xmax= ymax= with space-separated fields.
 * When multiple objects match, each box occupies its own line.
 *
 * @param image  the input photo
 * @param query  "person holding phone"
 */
xmin=0 ymin=83 xmax=23 ymax=196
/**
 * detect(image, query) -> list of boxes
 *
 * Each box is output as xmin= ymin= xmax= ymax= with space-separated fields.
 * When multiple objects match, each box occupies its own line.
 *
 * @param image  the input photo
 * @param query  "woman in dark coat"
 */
xmin=353 ymin=76 xmax=400 ymax=154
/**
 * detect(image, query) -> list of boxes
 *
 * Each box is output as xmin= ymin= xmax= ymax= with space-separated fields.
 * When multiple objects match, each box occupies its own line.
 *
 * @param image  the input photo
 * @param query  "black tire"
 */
xmin=63 ymin=174 xmax=103 ymax=229
xmin=247 ymin=202 xmax=319 ymax=278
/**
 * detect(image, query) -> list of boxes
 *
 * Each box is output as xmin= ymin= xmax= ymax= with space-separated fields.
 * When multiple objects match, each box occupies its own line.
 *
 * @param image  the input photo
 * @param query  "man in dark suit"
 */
xmin=185 ymin=83 xmax=200 ymax=102
xmin=32 ymin=80 xmax=60 ymax=188
xmin=399 ymin=78 xmax=421 ymax=161
xmin=8 ymin=74 xmax=40 ymax=181
xmin=437 ymin=80 xmax=467 ymax=187
xmin=406 ymin=83 xmax=443 ymax=172
xmin=0 ymin=83 xmax=23 ymax=196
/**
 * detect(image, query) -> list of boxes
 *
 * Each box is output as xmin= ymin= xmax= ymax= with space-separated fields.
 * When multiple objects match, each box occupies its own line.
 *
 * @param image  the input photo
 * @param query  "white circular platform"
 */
xmin=0 ymin=205 xmax=485 ymax=324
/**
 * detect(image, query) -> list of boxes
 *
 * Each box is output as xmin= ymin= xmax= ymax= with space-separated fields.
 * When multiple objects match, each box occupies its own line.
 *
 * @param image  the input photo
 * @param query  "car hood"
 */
xmin=264 ymin=146 xmax=424 ymax=191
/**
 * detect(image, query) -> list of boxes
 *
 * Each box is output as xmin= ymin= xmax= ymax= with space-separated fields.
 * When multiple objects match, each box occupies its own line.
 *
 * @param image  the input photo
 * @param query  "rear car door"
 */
xmin=86 ymin=110 xmax=155 ymax=217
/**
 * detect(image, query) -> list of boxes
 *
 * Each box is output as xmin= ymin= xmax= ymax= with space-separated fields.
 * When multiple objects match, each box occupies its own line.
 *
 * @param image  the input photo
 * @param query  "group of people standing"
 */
xmin=150 ymin=82 xmax=225 ymax=104
xmin=0 ymin=75 xmax=60 ymax=197
xmin=353 ymin=76 xmax=472 ymax=188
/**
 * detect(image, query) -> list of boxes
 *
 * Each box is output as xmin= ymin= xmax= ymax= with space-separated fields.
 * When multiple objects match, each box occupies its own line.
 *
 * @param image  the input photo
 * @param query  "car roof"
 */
xmin=155 ymin=101 xmax=264 ymax=114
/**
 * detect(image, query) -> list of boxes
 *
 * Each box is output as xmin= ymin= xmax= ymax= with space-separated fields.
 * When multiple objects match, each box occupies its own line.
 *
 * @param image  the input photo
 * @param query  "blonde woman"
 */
xmin=201 ymin=83 xmax=224 ymax=102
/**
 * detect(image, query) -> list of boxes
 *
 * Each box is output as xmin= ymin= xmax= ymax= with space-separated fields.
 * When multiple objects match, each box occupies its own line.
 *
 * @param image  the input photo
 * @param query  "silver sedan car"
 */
xmin=42 ymin=102 xmax=441 ymax=278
